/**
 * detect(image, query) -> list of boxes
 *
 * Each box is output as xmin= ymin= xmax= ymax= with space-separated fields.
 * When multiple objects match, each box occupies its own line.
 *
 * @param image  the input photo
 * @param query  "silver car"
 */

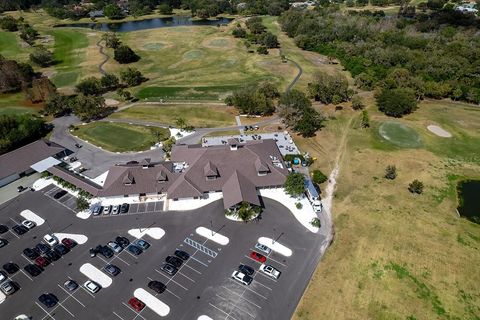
xmin=0 ymin=281 xmax=15 ymax=295
xmin=255 ymin=243 xmax=271 ymax=255
xmin=108 ymin=241 xmax=122 ymax=253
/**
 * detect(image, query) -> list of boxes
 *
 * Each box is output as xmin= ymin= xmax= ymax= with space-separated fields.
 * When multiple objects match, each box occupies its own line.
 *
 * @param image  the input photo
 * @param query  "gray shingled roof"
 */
xmin=222 ymin=170 xmax=260 ymax=209
xmin=47 ymin=166 xmax=101 ymax=196
xmin=0 ymin=139 xmax=66 ymax=180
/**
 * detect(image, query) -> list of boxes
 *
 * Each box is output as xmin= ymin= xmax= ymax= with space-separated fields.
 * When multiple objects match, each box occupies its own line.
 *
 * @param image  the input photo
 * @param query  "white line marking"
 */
xmin=178 ymin=272 xmax=195 ymax=283
xmin=112 ymin=311 xmax=126 ymax=320
xmin=189 ymin=256 xmax=208 ymax=267
xmin=183 ymin=263 xmax=202 ymax=274
xmin=209 ymin=303 xmax=238 ymax=320
xmin=166 ymin=288 xmax=181 ymax=300
xmin=228 ymin=279 xmax=267 ymax=299
xmin=8 ymin=229 xmax=20 ymax=239
xmin=57 ymin=284 xmax=86 ymax=308
xmin=253 ymin=280 xmax=272 ymax=291
xmin=255 ymin=271 xmax=278 ymax=283
xmin=57 ymin=300 xmax=75 ymax=317
xmin=35 ymin=302 xmax=56 ymax=320
xmin=221 ymin=286 xmax=262 ymax=309
xmin=19 ymin=269 xmax=33 ymax=282
xmin=122 ymin=302 xmax=147 ymax=320
xmin=216 ymin=294 xmax=255 ymax=318
xmin=154 ymin=269 xmax=188 ymax=291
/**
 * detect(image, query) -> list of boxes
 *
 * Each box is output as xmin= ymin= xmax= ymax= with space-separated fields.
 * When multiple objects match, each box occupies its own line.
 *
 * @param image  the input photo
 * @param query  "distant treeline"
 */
xmin=279 ymin=6 xmax=480 ymax=103
xmin=0 ymin=114 xmax=50 ymax=155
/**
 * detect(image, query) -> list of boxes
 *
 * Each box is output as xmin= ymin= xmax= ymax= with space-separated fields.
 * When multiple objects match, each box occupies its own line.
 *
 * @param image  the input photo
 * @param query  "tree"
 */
xmin=308 ymin=72 xmax=350 ymax=104
xmin=100 ymin=73 xmax=119 ymax=91
xmin=29 ymin=47 xmax=54 ymax=67
xmin=71 ymin=94 xmax=106 ymax=121
xmin=0 ymin=15 xmax=18 ymax=31
xmin=278 ymin=89 xmax=312 ymax=127
xmin=162 ymin=136 xmax=176 ymax=154
xmin=408 ymin=179 xmax=424 ymax=194
xmin=175 ymin=117 xmax=187 ymax=129
xmin=257 ymin=81 xmax=279 ymax=99
xmin=351 ymin=95 xmax=365 ymax=110
xmin=75 ymin=77 xmax=102 ymax=95
xmin=260 ymin=32 xmax=279 ymax=48
xmin=44 ymin=94 xmax=72 ymax=117
xmin=384 ymin=165 xmax=397 ymax=180
xmin=312 ymin=169 xmax=328 ymax=184
xmin=76 ymin=196 xmax=90 ymax=211
xmin=158 ymin=3 xmax=173 ymax=14
xmin=101 ymin=32 xmax=121 ymax=49
xmin=232 ymin=26 xmax=247 ymax=38
xmin=104 ymin=3 xmax=124 ymax=19
xmin=376 ymin=88 xmax=418 ymax=117
xmin=294 ymin=107 xmax=324 ymax=137
xmin=120 ymin=68 xmax=145 ymax=86
xmin=114 ymin=45 xmax=140 ymax=64
xmin=19 ymin=24 xmax=38 ymax=45
xmin=361 ymin=110 xmax=370 ymax=128
xmin=227 ymin=87 xmax=275 ymax=116
xmin=235 ymin=202 xmax=262 ymax=222
xmin=257 ymin=46 xmax=268 ymax=55
xmin=0 ymin=114 xmax=49 ymax=155
xmin=284 ymin=172 xmax=306 ymax=197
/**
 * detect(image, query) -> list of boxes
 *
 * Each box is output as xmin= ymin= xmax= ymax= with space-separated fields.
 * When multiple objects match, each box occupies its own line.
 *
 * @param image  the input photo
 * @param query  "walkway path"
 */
xmin=96 ymin=39 xmax=109 ymax=75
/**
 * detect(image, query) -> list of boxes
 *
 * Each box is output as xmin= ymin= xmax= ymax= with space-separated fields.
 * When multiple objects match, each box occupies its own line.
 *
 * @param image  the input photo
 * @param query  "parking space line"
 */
xmin=8 ymin=229 xmax=20 ymax=239
xmin=35 ymin=302 xmax=56 ymax=320
xmin=221 ymin=286 xmax=262 ymax=309
xmin=183 ymin=263 xmax=202 ymax=274
xmin=57 ymin=284 xmax=86 ymax=308
xmin=253 ymin=280 xmax=272 ymax=291
xmin=111 ymin=254 xmax=131 ymax=266
xmin=209 ymin=303 xmax=238 ymax=320
xmin=113 ymin=312 xmax=126 ymax=320
xmin=266 ymin=256 xmax=287 ymax=268
xmin=9 ymin=217 xmax=21 ymax=224
xmin=123 ymin=249 xmax=139 ymax=260
xmin=178 ymin=271 xmax=195 ymax=283
xmin=189 ymin=255 xmax=208 ymax=267
xmin=57 ymin=300 xmax=75 ymax=317
xmin=121 ymin=302 xmax=147 ymax=320
xmin=228 ymin=279 xmax=267 ymax=300
xmin=255 ymin=271 xmax=278 ymax=283
xmin=97 ymin=255 xmax=109 ymax=264
xmin=154 ymin=269 xmax=188 ymax=291
xmin=19 ymin=269 xmax=34 ymax=282
xmin=216 ymin=294 xmax=255 ymax=318
xmin=79 ymin=285 xmax=96 ymax=298
xmin=147 ymin=276 xmax=181 ymax=300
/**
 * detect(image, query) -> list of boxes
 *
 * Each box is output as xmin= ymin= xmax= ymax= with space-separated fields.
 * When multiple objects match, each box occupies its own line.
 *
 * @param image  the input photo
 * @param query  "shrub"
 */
xmin=312 ymin=169 xmax=328 ymax=184
xmin=385 ymin=165 xmax=397 ymax=180
xmin=376 ymin=88 xmax=418 ymax=117
xmin=76 ymin=196 xmax=90 ymax=211
xmin=310 ymin=217 xmax=321 ymax=228
xmin=295 ymin=202 xmax=303 ymax=209
xmin=408 ymin=179 xmax=424 ymax=194
xmin=114 ymin=45 xmax=140 ymax=64
xmin=284 ymin=172 xmax=306 ymax=197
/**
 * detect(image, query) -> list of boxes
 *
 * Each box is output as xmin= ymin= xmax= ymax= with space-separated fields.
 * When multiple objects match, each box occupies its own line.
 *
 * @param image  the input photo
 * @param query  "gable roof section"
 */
xmin=47 ymin=166 xmax=101 ymax=196
xmin=167 ymin=175 xmax=203 ymax=199
xmin=203 ymin=161 xmax=218 ymax=177
xmin=222 ymin=170 xmax=260 ymax=209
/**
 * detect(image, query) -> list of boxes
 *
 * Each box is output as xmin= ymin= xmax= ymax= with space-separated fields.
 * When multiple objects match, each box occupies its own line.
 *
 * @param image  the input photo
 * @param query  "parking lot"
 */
xmin=43 ymin=185 xmax=78 ymax=213
xmin=0 ymin=189 xmax=327 ymax=320
xmin=92 ymin=201 xmax=165 ymax=219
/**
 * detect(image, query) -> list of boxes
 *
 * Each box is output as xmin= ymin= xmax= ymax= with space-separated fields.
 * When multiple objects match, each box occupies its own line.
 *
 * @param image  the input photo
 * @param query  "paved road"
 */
xmin=0 ymin=189 xmax=330 ymax=320
xmin=50 ymin=115 xmax=165 ymax=178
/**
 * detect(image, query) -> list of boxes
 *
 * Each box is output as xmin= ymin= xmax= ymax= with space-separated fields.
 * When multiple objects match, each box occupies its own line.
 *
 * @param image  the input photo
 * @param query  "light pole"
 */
xmin=210 ymin=220 xmax=214 ymax=236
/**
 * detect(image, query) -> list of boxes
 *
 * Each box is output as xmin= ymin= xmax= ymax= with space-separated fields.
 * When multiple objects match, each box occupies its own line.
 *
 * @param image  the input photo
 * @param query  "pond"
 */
xmin=457 ymin=180 xmax=480 ymax=224
xmin=55 ymin=16 xmax=233 ymax=32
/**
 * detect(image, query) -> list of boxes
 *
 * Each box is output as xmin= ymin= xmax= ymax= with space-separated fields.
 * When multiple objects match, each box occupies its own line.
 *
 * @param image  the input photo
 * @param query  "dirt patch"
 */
xmin=427 ymin=125 xmax=452 ymax=138
xmin=86 ymin=32 xmax=98 ymax=37
xmin=105 ymin=98 xmax=120 ymax=106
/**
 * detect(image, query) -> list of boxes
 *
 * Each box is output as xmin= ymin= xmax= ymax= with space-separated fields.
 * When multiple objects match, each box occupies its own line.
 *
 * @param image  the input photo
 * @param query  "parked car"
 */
xmin=24 ymin=264 xmax=42 ymax=277
xmin=174 ymin=249 xmax=190 ymax=261
xmin=91 ymin=206 xmax=102 ymax=216
xmin=21 ymin=220 xmax=36 ymax=229
xmin=84 ymin=280 xmax=100 ymax=294
xmin=127 ymin=245 xmax=142 ymax=256
xmin=53 ymin=244 xmax=70 ymax=256
xmin=0 ymin=225 xmax=8 ymax=234
xmin=111 ymin=205 xmax=120 ymax=215
xmin=160 ymin=263 xmax=177 ymax=276
xmin=148 ymin=280 xmax=166 ymax=294
xmin=38 ymin=293 xmax=57 ymax=307
xmin=44 ymin=250 xmax=61 ymax=261
xmin=96 ymin=245 xmax=113 ymax=258
xmin=34 ymin=256 xmax=50 ymax=268
xmin=108 ymin=241 xmax=122 ymax=253
xmin=0 ymin=239 xmax=7 ymax=248
xmin=61 ymin=238 xmax=77 ymax=249
xmin=43 ymin=234 xmax=58 ymax=247
xmin=165 ymin=256 xmax=182 ymax=268
xmin=35 ymin=243 xmax=50 ymax=254
xmin=238 ymin=264 xmax=254 ymax=276
xmin=17 ymin=186 xmax=27 ymax=193
xmin=115 ymin=236 xmax=130 ymax=248
xmin=0 ymin=281 xmax=16 ymax=295
xmin=3 ymin=262 xmax=19 ymax=274
xmin=128 ymin=297 xmax=145 ymax=312
xmin=134 ymin=239 xmax=150 ymax=250
xmin=231 ymin=270 xmax=252 ymax=285
xmin=12 ymin=225 xmax=28 ymax=235
xmin=53 ymin=190 xmax=67 ymax=199
xmin=64 ymin=280 xmax=78 ymax=291
xmin=255 ymin=243 xmax=272 ymax=255
xmin=103 ymin=205 xmax=112 ymax=215
xmin=0 ymin=270 xmax=7 ymax=283
xmin=259 ymin=264 xmax=281 ymax=279
xmin=120 ymin=203 xmax=129 ymax=213
xmin=23 ymin=248 xmax=39 ymax=260
xmin=104 ymin=264 xmax=120 ymax=276
xmin=249 ymin=251 xmax=267 ymax=263
xmin=89 ymin=248 xmax=97 ymax=258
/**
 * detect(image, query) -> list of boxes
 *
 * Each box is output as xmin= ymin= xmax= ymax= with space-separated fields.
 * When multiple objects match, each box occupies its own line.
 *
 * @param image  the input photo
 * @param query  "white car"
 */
xmin=255 ymin=243 xmax=271 ymax=255
xmin=112 ymin=205 xmax=120 ymax=215
xmin=43 ymin=234 xmax=58 ymax=247
xmin=103 ymin=205 xmax=112 ymax=215
xmin=231 ymin=270 xmax=252 ymax=285
xmin=21 ymin=220 xmax=36 ymax=229
xmin=0 ymin=271 xmax=7 ymax=283
xmin=84 ymin=280 xmax=101 ymax=294
xmin=108 ymin=241 xmax=122 ymax=253
xmin=259 ymin=264 xmax=281 ymax=279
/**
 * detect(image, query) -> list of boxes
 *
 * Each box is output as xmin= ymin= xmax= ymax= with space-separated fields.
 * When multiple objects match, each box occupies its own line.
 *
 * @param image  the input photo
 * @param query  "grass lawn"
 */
xmin=292 ymin=98 xmax=480 ymax=320
xmin=109 ymin=104 xmax=237 ymax=128
xmin=73 ymin=121 xmax=170 ymax=152
xmin=0 ymin=31 xmax=26 ymax=59
xmin=0 ymin=93 xmax=43 ymax=115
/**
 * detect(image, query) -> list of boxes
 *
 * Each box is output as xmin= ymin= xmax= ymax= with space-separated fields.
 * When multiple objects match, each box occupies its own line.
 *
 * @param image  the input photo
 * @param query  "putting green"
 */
xmin=143 ymin=43 xmax=166 ymax=51
xmin=208 ymin=38 xmax=229 ymax=47
xmin=183 ymin=50 xmax=204 ymax=60
xmin=378 ymin=121 xmax=422 ymax=148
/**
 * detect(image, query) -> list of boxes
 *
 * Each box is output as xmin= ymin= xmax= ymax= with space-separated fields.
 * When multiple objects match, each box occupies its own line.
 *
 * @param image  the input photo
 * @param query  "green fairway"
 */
xmin=136 ymin=85 xmax=241 ymax=101
xmin=378 ymin=121 xmax=422 ymax=148
xmin=0 ymin=93 xmax=41 ymax=115
xmin=73 ymin=122 xmax=170 ymax=152
xmin=109 ymin=104 xmax=237 ymax=128
xmin=0 ymin=32 xmax=24 ymax=59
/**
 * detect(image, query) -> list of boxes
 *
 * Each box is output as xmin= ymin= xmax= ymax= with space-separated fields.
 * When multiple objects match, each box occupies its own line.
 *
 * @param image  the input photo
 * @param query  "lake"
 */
xmin=55 ymin=16 xmax=233 ymax=32
xmin=457 ymin=180 xmax=480 ymax=224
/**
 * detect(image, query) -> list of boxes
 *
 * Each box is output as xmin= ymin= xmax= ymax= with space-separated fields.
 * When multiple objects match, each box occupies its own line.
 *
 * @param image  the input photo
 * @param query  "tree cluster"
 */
xmin=0 ymin=55 xmax=36 ymax=94
xmin=241 ymin=17 xmax=279 ymax=54
xmin=225 ymin=81 xmax=278 ymax=116
xmin=29 ymin=47 xmax=55 ymax=67
xmin=0 ymin=114 xmax=50 ymax=155
xmin=0 ymin=16 xmax=39 ymax=46
xmin=284 ymin=172 xmax=306 ymax=197
xmin=44 ymin=93 xmax=110 ymax=121
xmin=278 ymin=8 xmax=480 ymax=105
xmin=308 ymin=71 xmax=352 ymax=105
xmin=114 ymin=44 xmax=140 ymax=64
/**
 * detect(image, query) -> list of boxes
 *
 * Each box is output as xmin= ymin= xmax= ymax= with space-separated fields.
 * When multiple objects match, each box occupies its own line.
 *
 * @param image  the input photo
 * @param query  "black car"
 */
xmin=89 ymin=248 xmax=97 ymax=258
xmin=12 ymin=225 xmax=28 ymax=235
xmin=127 ymin=245 xmax=142 ymax=256
xmin=174 ymin=250 xmax=190 ymax=261
xmin=24 ymin=264 xmax=42 ymax=277
xmin=53 ymin=244 xmax=70 ymax=256
xmin=0 ymin=225 xmax=8 ymax=234
xmin=36 ymin=243 xmax=50 ymax=254
xmin=0 ymin=239 xmax=8 ymax=248
xmin=160 ymin=263 xmax=177 ymax=276
xmin=115 ymin=236 xmax=130 ymax=248
xmin=148 ymin=281 xmax=166 ymax=294
xmin=44 ymin=250 xmax=61 ymax=261
xmin=104 ymin=264 xmax=120 ymax=276
xmin=165 ymin=256 xmax=182 ymax=268
xmin=23 ymin=248 xmax=40 ymax=260
xmin=53 ymin=190 xmax=68 ymax=199
xmin=96 ymin=245 xmax=113 ymax=258
xmin=38 ymin=293 xmax=58 ymax=308
xmin=120 ymin=203 xmax=129 ymax=213
xmin=3 ymin=262 xmax=19 ymax=274
xmin=238 ymin=264 xmax=254 ymax=276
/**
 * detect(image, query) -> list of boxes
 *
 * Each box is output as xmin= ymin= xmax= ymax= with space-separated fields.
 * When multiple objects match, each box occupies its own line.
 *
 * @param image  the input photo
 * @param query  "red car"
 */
xmin=61 ymin=238 xmax=77 ymax=249
xmin=34 ymin=256 xmax=49 ymax=268
xmin=128 ymin=297 xmax=145 ymax=312
xmin=249 ymin=251 xmax=266 ymax=263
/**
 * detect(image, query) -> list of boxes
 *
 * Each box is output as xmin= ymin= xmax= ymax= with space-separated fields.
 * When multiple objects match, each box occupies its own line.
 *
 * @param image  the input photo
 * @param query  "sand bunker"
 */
xmin=105 ymin=98 xmax=120 ymax=106
xmin=427 ymin=125 xmax=452 ymax=138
